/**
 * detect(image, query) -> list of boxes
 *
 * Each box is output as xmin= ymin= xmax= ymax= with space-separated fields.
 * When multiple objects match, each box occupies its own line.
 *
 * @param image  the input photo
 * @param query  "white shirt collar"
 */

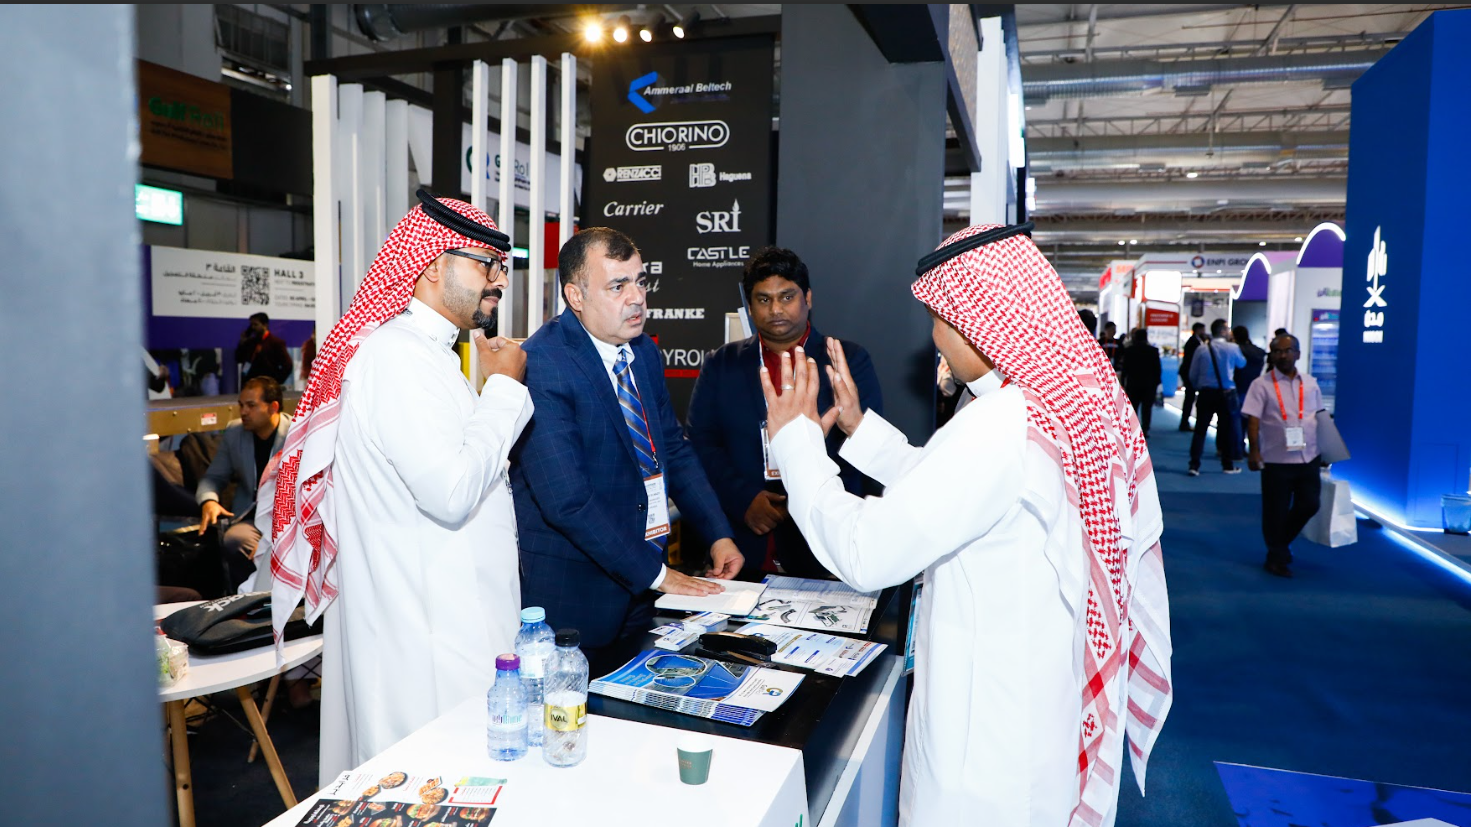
xmin=584 ymin=325 xmax=634 ymax=375
xmin=965 ymin=367 xmax=1005 ymax=398
xmin=403 ymin=297 xmax=463 ymax=349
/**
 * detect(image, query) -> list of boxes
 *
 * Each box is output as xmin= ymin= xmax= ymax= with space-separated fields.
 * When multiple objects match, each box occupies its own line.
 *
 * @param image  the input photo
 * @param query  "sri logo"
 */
xmin=1363 ymin=226 xmax=1387 ymax=344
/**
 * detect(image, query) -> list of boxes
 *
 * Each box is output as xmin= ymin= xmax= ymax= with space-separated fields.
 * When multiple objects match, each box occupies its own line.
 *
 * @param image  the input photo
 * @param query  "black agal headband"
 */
xmin=914 ymin=222 xmax=1034 ymax=277
xmin=415 ymin=187 xmax=512 ymax=253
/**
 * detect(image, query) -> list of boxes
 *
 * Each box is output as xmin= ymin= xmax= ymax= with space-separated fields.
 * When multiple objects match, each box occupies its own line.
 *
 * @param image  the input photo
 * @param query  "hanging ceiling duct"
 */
xmin=1028 ymin=130 xmax=1349 ymax=169
xmin=354 ymin=4 xmax=589 ymax=42
xmin=1022 ymin=49 xmax=1390 ymax=104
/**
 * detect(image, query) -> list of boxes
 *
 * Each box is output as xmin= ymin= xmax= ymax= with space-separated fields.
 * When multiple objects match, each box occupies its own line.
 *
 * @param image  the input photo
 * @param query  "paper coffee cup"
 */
xmin=676 ymin=734 xmax=714 ymax=785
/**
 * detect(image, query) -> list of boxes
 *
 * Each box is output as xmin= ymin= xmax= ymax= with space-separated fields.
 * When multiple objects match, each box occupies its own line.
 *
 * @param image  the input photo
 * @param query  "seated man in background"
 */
xmin=196 ymin=376 xmax=291 ymax=585
xmin=687 ymin=246 xmax=882 ymax=578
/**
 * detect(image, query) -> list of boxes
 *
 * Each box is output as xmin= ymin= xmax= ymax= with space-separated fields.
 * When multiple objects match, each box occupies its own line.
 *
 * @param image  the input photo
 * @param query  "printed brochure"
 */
xmin=292 ymin=770 xmax=503 ymax=826
xmin=590 ymin=649 xmax=804 ymax=726
xmin=742 ymin=575 xmax=880 ymax=634
xmin=733 ymin=623 xmax=887 ymax=677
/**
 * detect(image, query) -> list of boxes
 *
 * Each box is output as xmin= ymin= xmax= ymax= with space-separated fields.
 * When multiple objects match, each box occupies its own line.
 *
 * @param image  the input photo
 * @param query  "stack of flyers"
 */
xmin=591 ymin=649 xmax=804 ymax=726
xmin=733 ymin=623 xmax=887 ymax=677
xmin=294 ymin=770 xmax=504 ymax=826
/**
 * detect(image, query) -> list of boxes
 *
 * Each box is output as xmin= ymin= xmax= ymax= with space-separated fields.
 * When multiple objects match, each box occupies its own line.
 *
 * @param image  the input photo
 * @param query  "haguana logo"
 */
xmin=628 ymin=71 xmax=659 ymax=114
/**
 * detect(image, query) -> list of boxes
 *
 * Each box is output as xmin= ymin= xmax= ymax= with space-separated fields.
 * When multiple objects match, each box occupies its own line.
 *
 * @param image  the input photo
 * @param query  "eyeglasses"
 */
xmin=445 ymin=248 xmax=505 ymax=277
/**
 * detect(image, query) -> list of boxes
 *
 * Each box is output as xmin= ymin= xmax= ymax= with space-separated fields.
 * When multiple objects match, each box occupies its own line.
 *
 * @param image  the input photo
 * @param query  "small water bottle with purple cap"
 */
xmin=486 ymin=653 xmax=528 ymax=761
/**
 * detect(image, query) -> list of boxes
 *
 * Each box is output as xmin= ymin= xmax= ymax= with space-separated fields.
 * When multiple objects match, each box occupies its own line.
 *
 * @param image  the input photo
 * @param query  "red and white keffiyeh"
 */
xmin=256 ymin=196 xmax=505 ymax=655
xmin=913 ymin=224 xmax=1174 ymax=826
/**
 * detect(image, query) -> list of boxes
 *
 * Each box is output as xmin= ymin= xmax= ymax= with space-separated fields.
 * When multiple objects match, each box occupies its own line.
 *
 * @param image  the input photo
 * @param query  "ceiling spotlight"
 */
xmin=1294 ymin=236 xmax=1304 ymax=242
xmin=613 ymin=15 xmax=631 ymax=43
xmin=1259 ymin=241 xmax=1267 ymax=246
xmin=583 ymin=21 xmax=603 ymax=42
xmin=639 ymin=26 xmax=654 ymax=42
xmin=1118 ymin=240 xmax=1126 ymax=246
xmin=673 ymin=9 xmax=700 ymax=39
xmin=1185 ymin=171 xmax=1199 ymax=179
xmin=1130 ymin=239 xmax=1138 ymax=245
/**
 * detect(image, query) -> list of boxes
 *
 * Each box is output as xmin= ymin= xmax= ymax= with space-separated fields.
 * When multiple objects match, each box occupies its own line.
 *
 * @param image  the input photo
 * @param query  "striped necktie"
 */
xmin=614 ymin=347 xmax=667 ymax=556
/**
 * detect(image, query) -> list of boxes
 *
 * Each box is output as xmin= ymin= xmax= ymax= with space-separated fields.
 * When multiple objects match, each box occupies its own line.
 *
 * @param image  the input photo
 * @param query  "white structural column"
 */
xmin=361 ymin=90 xmax=387 ymax=272
xmin=385 ymin=99 xmax=410 ymax=232
xmin=970 ymin=16 xmax=1009 ymax=225
xmin=557 ymin=51 xmax=577 ymax=315
xmin=338 ymin=84 xmax=365 ymax=304
xmin=311 ymin=75 xmax=339 ymax=342
xmin=498 ymin=59 xmax=519 ymax=337
xmin=527 ymin=55 xmax=548 ymax=336
xmin=468 ymin=59 xmax=491 ymax=383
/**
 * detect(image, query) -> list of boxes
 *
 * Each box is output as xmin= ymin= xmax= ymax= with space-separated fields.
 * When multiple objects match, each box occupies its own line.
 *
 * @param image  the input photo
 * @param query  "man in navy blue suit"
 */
xmin=687 ymin=247 xmax=882 ymax=579
xmin=512 ymin=228 xmax=743 ymax=663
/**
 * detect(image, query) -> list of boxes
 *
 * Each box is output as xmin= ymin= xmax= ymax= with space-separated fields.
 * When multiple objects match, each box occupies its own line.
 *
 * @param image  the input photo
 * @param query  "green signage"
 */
xmin=136 ymin=184 xmax=183 ymax=225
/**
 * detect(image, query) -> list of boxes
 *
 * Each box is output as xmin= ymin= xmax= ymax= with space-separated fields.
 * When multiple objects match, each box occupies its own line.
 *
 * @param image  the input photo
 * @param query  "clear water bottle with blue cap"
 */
xmin=514 ymin=606 xmax=556 ymax=746
xmin=486 ymin=653 xmax=528 ymax=761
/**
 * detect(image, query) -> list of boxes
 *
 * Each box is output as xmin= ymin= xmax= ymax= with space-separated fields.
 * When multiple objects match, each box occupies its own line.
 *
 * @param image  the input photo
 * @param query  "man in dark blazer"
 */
xmin=687 ymin=247 xmax=882 ymax=579
xmin=512 ymin=228 xmax=742 ymax=663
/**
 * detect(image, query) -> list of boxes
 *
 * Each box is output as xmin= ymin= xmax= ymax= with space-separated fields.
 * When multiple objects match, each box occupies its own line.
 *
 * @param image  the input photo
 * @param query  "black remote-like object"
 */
xmin=698 ymin=631 xmax=778 ymax=658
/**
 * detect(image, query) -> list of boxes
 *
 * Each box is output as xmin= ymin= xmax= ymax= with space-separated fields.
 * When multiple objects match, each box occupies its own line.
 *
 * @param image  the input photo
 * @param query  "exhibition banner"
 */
xmin=585 ymin=36 xmax=776 ymax=417
xmin=151 ymin=245 xmax=315 ymax=320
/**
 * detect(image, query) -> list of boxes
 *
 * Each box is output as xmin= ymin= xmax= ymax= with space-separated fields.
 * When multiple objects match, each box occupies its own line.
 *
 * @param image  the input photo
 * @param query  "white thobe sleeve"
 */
xmin=769 ymin=409 xmax=1026 ymax=594
xmin=372 ymin=372 xmax=534 ymax=525
xmin=837 ymin=411 xmax=927 ymax=486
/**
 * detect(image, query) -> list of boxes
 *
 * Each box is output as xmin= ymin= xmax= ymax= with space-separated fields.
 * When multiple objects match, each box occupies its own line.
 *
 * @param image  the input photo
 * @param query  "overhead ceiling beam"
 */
xmin=1034 ymin=176 xmax=1345 ymax=211
xmin=1022 ymin=48 xmax=1389 ymax=104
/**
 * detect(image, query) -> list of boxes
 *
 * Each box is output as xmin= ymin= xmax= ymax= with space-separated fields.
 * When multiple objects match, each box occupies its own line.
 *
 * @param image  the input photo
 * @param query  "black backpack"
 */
xmin=158 ymin=592 xmax=322 ymax=656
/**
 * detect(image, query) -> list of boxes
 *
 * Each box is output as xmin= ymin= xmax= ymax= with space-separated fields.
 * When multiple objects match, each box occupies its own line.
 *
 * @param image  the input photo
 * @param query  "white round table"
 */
xmin=156 ymin=601 xmax=324 ymax=827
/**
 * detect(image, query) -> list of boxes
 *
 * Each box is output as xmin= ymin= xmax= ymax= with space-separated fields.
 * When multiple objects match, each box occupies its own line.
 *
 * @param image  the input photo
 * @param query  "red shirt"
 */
xmin=759 ymin=324 xmax=812 ymax=395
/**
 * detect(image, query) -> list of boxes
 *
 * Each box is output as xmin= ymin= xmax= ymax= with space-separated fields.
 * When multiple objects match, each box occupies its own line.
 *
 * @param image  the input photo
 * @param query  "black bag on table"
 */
xmin=158 ymin=592 xmax=322 ymax=656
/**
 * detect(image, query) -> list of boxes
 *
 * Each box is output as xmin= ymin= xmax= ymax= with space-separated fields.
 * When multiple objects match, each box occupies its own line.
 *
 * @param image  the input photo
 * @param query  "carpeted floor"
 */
xmin=1116 ymin=403 xmax=1471 ymax=827
xmin=171 ymin=401 xmax=1471 ymax=827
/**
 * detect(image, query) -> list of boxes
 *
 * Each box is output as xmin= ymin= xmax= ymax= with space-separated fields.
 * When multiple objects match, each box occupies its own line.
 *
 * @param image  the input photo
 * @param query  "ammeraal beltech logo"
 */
xmin=628 ymin=71 xmax=735 ymax=113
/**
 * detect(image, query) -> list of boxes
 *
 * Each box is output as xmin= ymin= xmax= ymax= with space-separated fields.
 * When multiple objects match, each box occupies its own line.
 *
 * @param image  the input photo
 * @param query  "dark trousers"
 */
xmin=1261 ymin=461 xmax=1322 ymax=566
xmin=1189 ymin=388 xmax=1239 ymax=470
xmin=582 ymin=591 xmax=657 ymax=677
xmin=1179 ymin=382 xmax=1197 ymax=428
xmin=1127 ymin=387 xmax=1154 ymax=435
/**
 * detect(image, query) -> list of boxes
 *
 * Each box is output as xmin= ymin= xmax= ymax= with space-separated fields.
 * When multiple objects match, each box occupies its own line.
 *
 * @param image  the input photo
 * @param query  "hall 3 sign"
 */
xmin=1363 ymin=225 xmax=1388 ymax=344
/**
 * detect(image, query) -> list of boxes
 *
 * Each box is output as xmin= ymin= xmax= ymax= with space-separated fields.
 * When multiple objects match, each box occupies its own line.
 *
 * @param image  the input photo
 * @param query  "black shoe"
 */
xmin=1263 ymin=561 xmax=1293 ymax=578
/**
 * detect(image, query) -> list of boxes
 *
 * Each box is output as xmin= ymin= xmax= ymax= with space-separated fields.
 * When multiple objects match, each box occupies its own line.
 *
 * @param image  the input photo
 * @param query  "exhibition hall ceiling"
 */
xmin=1004 ymin=3 xmax=1459 ymax=299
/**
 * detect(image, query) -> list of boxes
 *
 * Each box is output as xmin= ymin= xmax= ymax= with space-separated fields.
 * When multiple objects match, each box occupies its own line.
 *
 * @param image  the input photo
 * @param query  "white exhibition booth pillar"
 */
xmin=309 ymin=54 xmax=581 ymax=383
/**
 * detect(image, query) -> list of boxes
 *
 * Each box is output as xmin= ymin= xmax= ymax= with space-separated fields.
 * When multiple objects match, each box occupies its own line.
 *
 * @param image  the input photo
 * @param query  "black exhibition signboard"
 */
xmin=585 ymin=35 xmax=775 ymax=419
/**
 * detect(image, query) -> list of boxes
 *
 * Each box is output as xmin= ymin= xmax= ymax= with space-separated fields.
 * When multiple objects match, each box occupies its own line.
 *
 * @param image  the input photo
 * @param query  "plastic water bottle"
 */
xmin=486 ymin=653 xmax=528 ymax=761
xmin=514 ymin=607 xmax=556 ymax=747
xmin=542 ymin=628 xmax=589 ymax=768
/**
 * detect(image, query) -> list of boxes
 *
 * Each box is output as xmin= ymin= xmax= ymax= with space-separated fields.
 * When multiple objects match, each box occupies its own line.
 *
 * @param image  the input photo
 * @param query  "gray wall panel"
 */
xmin=777 ymin=5 xmax=947 ymax=443
xmin=0 ymin=5 xmax=168 ymax=824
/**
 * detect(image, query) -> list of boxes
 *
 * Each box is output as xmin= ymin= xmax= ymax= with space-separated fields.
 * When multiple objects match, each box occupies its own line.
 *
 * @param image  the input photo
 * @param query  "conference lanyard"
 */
xmin=1270 ymin=371 xmax=1304 ymax=423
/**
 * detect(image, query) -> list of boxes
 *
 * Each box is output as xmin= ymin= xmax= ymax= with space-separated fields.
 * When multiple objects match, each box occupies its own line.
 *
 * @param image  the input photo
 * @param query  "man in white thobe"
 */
xmin=759 ymin=223 xmax=1174 ymax=827
xmin=259 ymin=190 xmax=532 ymax=784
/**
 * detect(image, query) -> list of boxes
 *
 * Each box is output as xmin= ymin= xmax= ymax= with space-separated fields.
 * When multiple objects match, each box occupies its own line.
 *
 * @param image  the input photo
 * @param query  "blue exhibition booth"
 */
xmin=1334 ymin=9 xmax=1471 ymax=528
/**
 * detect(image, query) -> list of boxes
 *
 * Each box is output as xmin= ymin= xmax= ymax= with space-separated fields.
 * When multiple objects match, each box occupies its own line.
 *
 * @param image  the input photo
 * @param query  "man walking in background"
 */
xmin=1120 ymin=328 xmax=1162 ymax=437
xmin=1243 ymin=334 xmax=1324 ymax=578
xmin=236 ymin=312 xmax=293 ymax=384
xmin=1187 ymin=318 xmax=1247 ymax=476
xmin=1177 ymin=322 xmax=1207 ymax=431
xmin=1232 ymin=325 xmax=1267 ymax=461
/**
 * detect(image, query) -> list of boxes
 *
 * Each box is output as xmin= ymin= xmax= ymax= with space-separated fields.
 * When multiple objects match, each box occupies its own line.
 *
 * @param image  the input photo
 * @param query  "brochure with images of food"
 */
xmin=733 ymin=623 xmax=887 ymax=677
xmin=590 ymin=649 xmax=804 ymax=726
xmin=293 ymin=769 xmax=503 ymax=826
xmin=742 ymin=575 xmax=880 ymax=634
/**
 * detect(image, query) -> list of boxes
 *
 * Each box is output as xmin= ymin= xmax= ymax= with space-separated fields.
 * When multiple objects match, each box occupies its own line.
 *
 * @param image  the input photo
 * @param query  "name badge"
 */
xmin=644 ymin=474 xmax=671 ymax=540
xmin=760 ymin=420 xmax=781 ymax=481
xmin=1284 ymin=426 xmax=1306 ymax=451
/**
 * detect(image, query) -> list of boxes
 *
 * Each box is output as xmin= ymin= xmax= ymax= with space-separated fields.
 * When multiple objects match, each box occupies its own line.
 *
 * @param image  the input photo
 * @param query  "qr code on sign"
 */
xmin=241 ymin=266 xmax=270 ymax=306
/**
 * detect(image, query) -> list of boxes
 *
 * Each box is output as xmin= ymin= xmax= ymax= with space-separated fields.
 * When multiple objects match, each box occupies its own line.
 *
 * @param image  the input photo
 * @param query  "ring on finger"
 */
xmin=781 ymin=383 xmax=795 ymax=390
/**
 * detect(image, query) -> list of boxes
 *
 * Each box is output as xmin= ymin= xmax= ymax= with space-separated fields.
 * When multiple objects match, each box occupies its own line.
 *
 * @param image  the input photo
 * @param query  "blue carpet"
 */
xmin=1114 ymin=404 xmax=1471 ymax=826
xmin=1215 ymin=762 xmax=1471 ymax=826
